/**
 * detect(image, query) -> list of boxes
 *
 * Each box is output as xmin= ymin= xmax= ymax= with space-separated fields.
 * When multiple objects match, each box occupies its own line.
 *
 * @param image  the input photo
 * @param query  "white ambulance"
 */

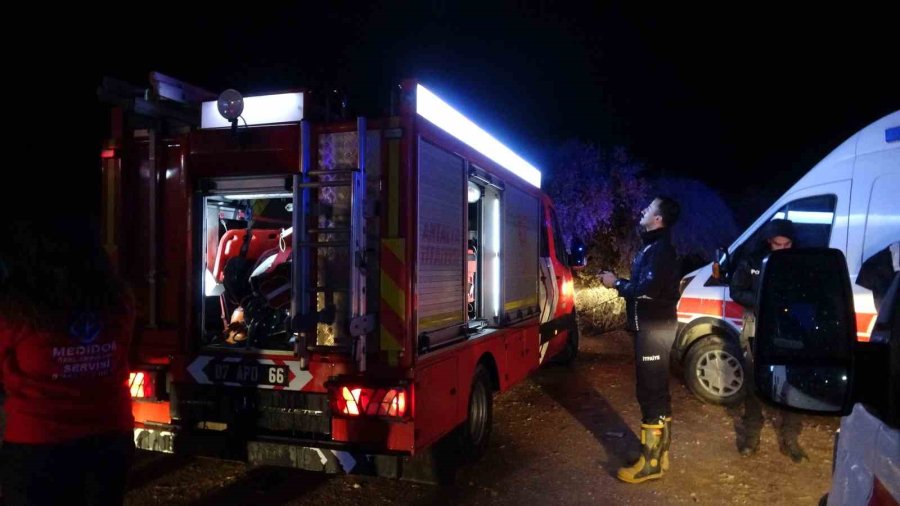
xmin=674 ymin=110 xmax=900 ymax=404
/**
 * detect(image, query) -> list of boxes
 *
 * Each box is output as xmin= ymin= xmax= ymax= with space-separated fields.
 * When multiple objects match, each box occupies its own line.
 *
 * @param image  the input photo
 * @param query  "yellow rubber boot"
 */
xmin=617 ymin=419 xmax=665 ymax=483
xmin=661 ymin=416 xmax=672 ymax=472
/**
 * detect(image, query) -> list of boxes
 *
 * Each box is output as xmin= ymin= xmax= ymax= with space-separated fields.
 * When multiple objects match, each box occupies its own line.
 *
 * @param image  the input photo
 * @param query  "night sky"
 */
xmin=24 ymin=2 xmax=898 ymax=223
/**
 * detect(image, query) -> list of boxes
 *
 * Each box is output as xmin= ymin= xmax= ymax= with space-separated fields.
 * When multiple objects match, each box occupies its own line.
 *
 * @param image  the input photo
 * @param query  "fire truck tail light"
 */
xmin=341 ymin=387 xmax=362 ymax=415
xmin=372 ymin=388 xmax=407 ymax=417
xmin=129 ymin=372 xmax=155 ymax=399
xmin=392 ymin=390 xmax=407 ymax=417
xmin=335 ymin=385 xmax=409 ymax=419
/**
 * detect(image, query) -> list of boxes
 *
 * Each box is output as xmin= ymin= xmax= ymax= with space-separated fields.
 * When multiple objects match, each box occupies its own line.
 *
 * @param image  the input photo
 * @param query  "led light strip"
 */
xmin=416 ymin=84 xmax=541 ymax=188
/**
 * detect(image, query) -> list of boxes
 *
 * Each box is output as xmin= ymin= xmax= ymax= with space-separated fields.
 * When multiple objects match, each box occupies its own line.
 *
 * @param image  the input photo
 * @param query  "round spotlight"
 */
xmin=217 ymin=89 xmax=244 ymax=121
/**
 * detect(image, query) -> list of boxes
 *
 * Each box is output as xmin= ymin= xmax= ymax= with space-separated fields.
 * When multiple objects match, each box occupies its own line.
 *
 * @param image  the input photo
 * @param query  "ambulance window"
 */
xmin=771 ymin=195 xmax=837 ymax=248
xmin=731 ymin=194 xmax=837 ymax=274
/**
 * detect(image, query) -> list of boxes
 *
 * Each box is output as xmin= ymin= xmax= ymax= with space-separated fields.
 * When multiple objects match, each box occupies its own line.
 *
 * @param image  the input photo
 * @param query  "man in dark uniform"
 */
xmin=600 ymin=196 xmax=680 ymax=483
xmin=729 ymin=218 xmax=807 ymax=462
xmin=857 ymin=241 xmax=899 ymax=312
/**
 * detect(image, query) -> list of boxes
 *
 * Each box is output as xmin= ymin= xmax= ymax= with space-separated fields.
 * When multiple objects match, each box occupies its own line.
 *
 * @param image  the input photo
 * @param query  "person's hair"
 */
xmin=0 ymin=218 xmax=131 ymax=330
xmin=763 ymin=219 xmax=795 ymax=241
xmin=655 ymin=196 xmax=681 ymax=227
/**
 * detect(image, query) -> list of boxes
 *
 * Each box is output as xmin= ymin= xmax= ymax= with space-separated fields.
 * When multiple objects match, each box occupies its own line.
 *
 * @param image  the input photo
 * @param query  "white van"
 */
xmin=674 ymin=110 xmax=900 ymax=404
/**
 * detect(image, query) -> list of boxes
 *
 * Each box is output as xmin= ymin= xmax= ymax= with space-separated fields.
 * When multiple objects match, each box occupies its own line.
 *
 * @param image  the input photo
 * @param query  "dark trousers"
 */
xmin=633 ymin=319 xmax=677 ymax=421
xmin=1 ymin=432 xmax=134 ymax=506
xmin=740 ymin=312 xmax=765 ymax=439
xmin=739 ymin=312 xmax=803 ymax=453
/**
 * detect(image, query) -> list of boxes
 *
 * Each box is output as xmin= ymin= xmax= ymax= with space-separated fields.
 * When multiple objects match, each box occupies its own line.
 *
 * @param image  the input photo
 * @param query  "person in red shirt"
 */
xmin=0 ymin=218 xmax=135 ymax=505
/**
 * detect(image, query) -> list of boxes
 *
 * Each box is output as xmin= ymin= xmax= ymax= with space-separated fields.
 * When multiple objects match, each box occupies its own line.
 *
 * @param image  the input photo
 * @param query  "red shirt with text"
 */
xmin=0 ymin=306 xmax=134 ymax=444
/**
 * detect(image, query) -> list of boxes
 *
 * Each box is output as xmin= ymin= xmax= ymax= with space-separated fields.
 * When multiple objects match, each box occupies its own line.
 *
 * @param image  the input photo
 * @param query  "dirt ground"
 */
xmin=125 ymin=330 xmax=839 ymax=505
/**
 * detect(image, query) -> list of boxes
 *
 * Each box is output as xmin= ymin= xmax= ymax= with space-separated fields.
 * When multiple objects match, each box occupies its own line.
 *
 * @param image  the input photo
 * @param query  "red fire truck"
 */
xmin=99 ymin=72 xmax=584 ymax=479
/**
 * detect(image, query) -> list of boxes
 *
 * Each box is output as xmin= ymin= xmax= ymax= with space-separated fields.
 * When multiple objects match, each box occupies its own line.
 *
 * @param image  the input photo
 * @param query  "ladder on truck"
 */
xmin=292 ymin=117 xmax=373 ymax=371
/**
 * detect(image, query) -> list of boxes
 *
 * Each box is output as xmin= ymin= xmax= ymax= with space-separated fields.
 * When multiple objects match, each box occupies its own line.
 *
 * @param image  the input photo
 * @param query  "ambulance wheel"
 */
xmin=459 ymin=365 xmax=493 ymax=463
xmin=683 ymin=335 xmax=746 ymax=405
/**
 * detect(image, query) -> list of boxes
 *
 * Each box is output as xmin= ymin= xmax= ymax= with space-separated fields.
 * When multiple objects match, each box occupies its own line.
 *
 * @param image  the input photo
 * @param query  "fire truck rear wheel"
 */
xmin=460 ymin=364 xmax=493 ymax=463
xmin=683 ymin=335 xmax=746 ymax=405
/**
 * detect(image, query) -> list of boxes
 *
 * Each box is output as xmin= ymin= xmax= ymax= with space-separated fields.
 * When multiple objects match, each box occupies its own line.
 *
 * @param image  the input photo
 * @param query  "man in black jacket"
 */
xmin=600 ymin=196 xmax=680 ymax=483
xmin=857 ymin=241 xmax=900 ymax=312
xmin=729 ymin=219 xmax=795 ymax=328
xmin=729 ymin=219 xmax=808 ymax=462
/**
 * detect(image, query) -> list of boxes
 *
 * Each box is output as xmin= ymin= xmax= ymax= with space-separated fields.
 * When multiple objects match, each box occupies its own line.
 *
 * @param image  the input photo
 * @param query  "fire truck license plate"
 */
xmin=208 ymin=362 xmax=290 ymax=387
xmin=189 ymin=356 xmax=309 ymax=390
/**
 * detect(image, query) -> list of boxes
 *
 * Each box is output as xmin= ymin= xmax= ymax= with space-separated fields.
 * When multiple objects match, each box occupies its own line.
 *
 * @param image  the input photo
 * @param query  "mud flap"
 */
xmin=397 ymin=438 xmax=459 ymax=485
xmin=246 ymin=440 xmax=454 ymax=484
xmin=246 ymin=441 xmax=400 ymax=478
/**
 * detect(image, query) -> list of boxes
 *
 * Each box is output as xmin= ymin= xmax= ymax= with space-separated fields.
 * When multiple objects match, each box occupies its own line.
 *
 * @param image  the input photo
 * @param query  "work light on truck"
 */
xmin=333 ymin=385 xmax=409 ymax=419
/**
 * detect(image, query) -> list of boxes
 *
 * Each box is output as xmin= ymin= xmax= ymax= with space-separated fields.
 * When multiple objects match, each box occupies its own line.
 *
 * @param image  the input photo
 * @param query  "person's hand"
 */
xmin=599 ymin=271 xmax=617 ymax=288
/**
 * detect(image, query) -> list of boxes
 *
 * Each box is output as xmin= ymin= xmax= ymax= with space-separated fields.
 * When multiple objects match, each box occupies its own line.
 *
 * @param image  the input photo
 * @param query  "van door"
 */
xmin=849 ymin=163 xmax=899 ymax=340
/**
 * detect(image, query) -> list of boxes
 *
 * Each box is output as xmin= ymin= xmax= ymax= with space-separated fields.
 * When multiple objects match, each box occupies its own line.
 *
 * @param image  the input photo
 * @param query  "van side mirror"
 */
xmin=754 ymin=248 xmax=856 ymax=414
xmin=711 ymin=246 xmax=729 ymax=283
xmin=569 ymin=237 xmax=587 ymax=270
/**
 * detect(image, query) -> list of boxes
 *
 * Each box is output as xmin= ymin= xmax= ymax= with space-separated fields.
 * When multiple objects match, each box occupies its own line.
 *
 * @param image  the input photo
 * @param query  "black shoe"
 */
xmin=738 ymin=435 xmax=759 ymax=456
xmin=779 ymin=439 xmax=809 ymax=463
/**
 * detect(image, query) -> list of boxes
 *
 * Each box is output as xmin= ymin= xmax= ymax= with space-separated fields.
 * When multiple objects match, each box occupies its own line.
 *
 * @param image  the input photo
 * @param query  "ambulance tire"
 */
xmin=459 ymin=365 xmax=493 ymax=463
xmin=683 ymin=335 xmax=746 ymax=405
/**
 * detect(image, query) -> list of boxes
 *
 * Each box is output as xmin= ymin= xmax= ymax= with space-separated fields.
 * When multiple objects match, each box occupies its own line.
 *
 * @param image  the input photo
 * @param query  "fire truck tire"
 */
xmin=459 ymin=364 xmax=493 ymax=463
xmin=553 ymin=318 xmax=580 ymax=366
xmin=683 ymin=335 xmax=746 ymax=405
